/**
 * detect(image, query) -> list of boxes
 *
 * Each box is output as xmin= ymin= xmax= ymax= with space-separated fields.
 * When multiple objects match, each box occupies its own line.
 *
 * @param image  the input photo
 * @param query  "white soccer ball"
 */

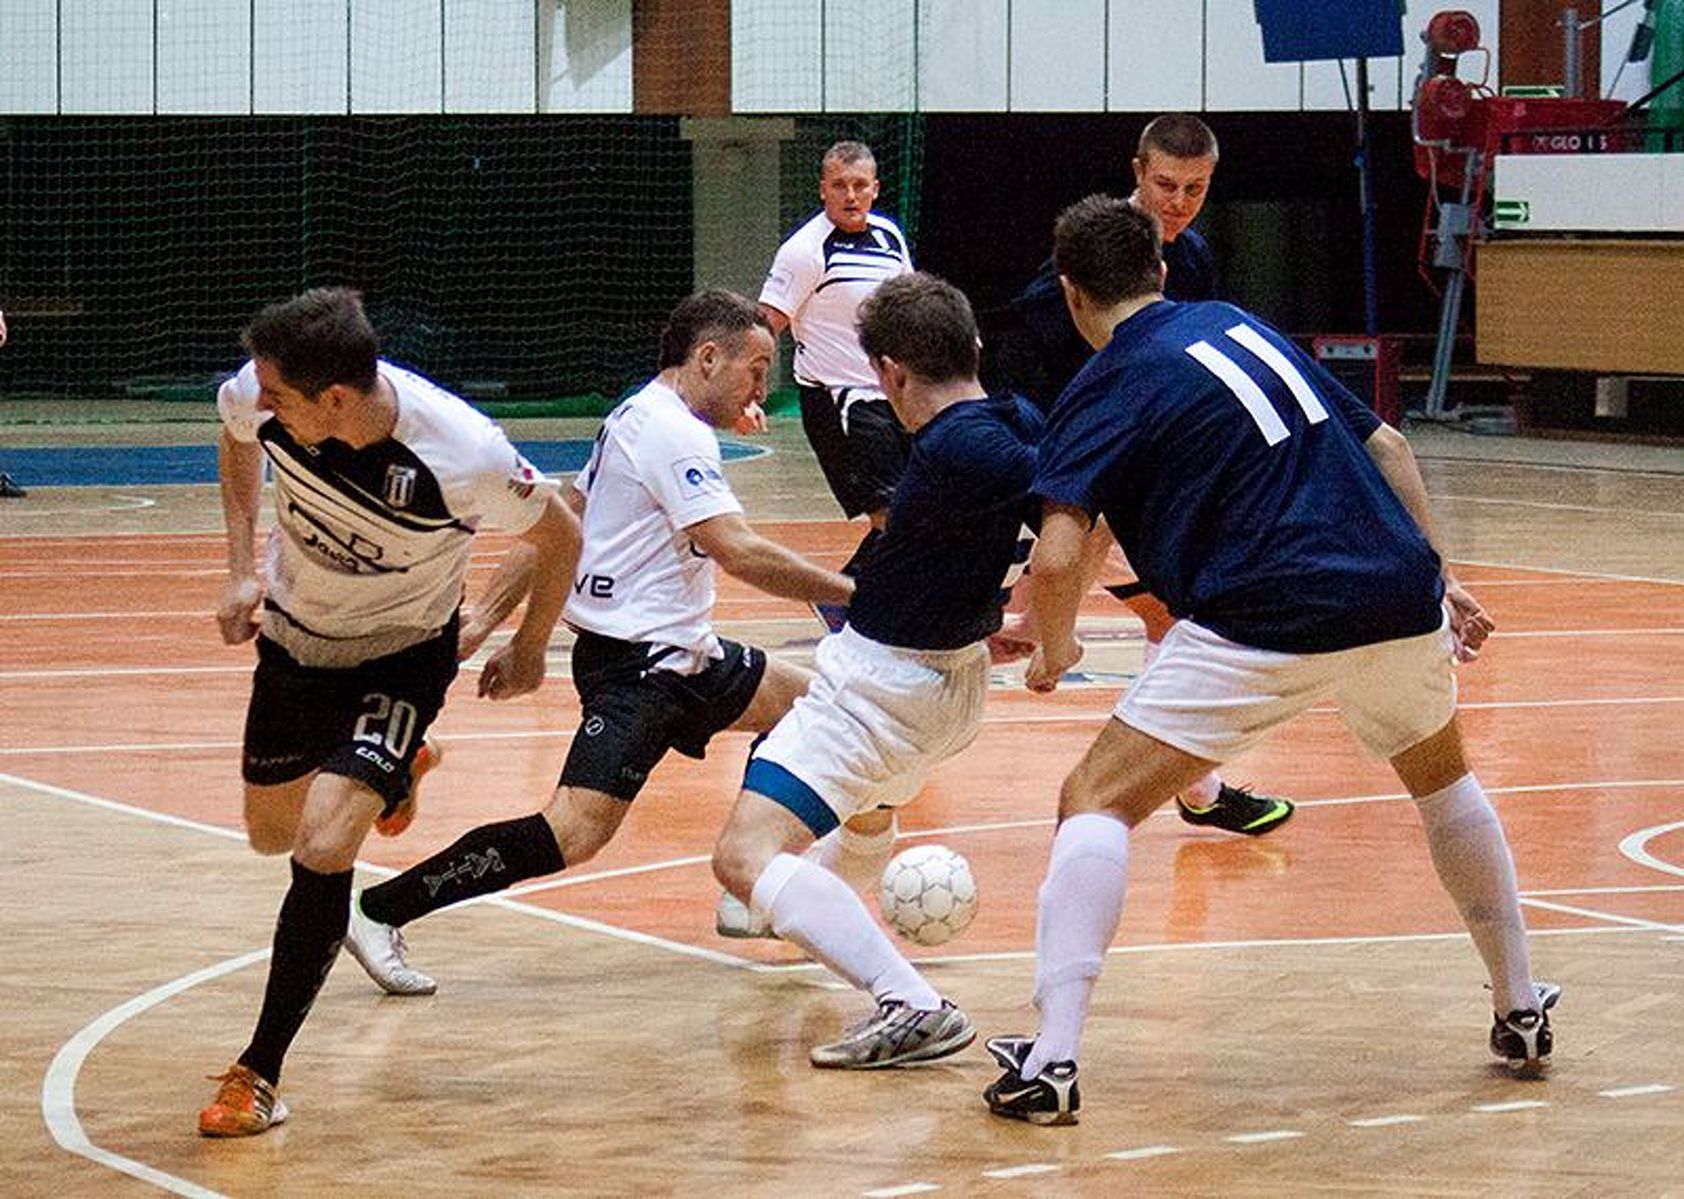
xmin=878 ymin=844 xmax=978 ymax=947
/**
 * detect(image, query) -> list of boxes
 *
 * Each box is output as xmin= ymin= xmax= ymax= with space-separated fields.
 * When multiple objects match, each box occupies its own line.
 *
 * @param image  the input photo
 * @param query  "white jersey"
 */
xmin=218 ymin=359 xmax=552 ymax=667
xmin=565 ymin=379 xmax=742 ymax=671
xmin=759 ymin=210 xmax=912 ymax=392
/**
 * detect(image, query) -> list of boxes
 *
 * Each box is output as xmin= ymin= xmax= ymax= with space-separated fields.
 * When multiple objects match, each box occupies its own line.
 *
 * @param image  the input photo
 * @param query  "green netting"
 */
xmin=0 ymin=117 xmax=694 ymax=404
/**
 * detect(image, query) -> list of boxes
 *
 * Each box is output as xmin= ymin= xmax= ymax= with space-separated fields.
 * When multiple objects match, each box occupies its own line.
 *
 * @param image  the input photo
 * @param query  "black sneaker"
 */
xmin=1176 ymin=783 xmax=1294 ymax=836
xmin=1490 ymin=981 xmax=1561 ymax=1075
xmin=0 ymin=473 xmax=26 ymax=498
xmin=983 ymin=1035 xmax=1080 ymax=1126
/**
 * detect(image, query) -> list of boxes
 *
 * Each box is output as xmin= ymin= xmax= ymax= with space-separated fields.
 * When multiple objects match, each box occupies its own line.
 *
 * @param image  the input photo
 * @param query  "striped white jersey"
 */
xmin=218 ymin=359 xmax=552 ymax=666
xmin=759 ymin=210 xmax=912 ymax=392
xmin=565 ymin=379 xmax=743 ymax=672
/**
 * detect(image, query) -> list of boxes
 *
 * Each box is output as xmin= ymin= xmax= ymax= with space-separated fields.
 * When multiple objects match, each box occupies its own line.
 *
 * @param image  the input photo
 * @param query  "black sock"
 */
xmin=841 ymin=527 xmax=883 ymax=578
xmin=359 ymin=812 xmax=564 ymax=928
xmin=237 ymin=859 xmax=353 ymax=1085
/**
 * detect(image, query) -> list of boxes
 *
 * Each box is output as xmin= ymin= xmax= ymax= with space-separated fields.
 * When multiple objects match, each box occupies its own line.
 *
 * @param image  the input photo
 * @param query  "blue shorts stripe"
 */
xmin=743 ymin=758 xmax=840 ymax=838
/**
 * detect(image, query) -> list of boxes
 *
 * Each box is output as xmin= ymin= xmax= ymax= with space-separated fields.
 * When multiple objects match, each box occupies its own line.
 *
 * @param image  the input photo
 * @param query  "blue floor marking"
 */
xmin=0 ymin=440 xmax=765 ymax=488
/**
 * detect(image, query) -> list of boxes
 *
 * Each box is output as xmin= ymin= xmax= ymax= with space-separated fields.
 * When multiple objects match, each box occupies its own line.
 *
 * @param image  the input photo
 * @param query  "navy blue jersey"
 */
xmin=1011 ymin=226 xmax=1220 ymax=409
xmin=1035 ymin=300 xmax=1443 ymax=654
xmin=849 ymin=394 xmax=1042 ymax=651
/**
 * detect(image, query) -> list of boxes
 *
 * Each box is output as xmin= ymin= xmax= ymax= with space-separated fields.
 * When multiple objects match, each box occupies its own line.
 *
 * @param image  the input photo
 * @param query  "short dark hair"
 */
xmin=1053 ymin=194 xmax=1164 ymax=307
xmin=657 ymin=289 xmax=768 ymax=370
xmin=856 ymin=272 xmax=980 ymax=384
xmin=242 ymin=287 xmax=379 ymax=394
xmin=821 ymin=140 xmax=876 ymax=175
xmin=1137 ymin=112 xmax=1218 ymax=162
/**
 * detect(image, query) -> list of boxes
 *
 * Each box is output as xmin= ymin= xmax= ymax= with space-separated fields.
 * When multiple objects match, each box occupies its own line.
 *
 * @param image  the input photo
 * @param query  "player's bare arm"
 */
xmin=1023 ymin=502 xmax=1098 ymax=691
xmin=1363 ymin=423 xmax=1494 ymax=660
xmin=460 ymin=487 xmax=582 ymax=661
xmin=478 ymin=493 xmax=582 ymax=701
xmin=216 ymin=425 xmax=266 ymax=645
xmin=686 ymin=510 xmax=853 ymax=605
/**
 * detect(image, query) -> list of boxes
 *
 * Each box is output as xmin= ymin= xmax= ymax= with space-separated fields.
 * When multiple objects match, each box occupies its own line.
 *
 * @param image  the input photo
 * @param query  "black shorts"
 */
xmin=241 ymin=623 xmax=459 ymax=812
xmin=559 ymin=629 xmax=767 ymax=801
xmin=798 ymin=385 xmax=910 ymax=520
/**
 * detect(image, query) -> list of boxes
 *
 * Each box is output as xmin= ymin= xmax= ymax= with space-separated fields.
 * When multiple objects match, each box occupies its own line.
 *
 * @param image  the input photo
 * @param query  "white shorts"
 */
xmin=749 ymin=625 xmax=991 ymax=831
xmin=1117 ymin=614 xmax=1458 ymax=763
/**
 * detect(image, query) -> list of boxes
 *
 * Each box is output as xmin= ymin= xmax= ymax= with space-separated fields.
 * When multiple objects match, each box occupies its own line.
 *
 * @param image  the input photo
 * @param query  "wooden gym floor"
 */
xmin=1 ymin=416 xmax=1681 ymax=1196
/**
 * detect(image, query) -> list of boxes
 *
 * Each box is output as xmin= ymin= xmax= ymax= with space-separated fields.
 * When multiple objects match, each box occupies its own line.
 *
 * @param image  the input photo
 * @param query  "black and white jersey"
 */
xmin=218 ymin=359 xmax=553 ymax=666
xmin=566 ymin=379 xmax=743 ymax=672
xmin=760 ymin=210 xmax=912 ymax=392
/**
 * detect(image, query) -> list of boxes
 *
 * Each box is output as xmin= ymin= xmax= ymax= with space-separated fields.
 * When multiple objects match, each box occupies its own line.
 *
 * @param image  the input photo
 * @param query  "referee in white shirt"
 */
xmin=759 ymin=141 xmax=913 ymax=621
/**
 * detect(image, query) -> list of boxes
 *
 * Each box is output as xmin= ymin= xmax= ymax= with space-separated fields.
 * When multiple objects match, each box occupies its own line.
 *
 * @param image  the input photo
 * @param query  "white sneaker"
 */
xmin=714 ymin=889 xmax=777 ymax=939
xmin=344 ymin=891 xmax=437 ymax=995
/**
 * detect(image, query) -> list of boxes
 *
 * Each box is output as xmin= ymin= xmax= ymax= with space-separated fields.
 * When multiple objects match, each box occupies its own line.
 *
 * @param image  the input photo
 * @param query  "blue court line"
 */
xmin=0 ymin=440 xmax=765 ymax=488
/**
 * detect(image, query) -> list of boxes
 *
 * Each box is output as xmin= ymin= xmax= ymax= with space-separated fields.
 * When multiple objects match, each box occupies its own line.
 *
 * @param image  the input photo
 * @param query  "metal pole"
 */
xmin=1423 ymin=149 xmax=1482 ymax=421
xmin=1564 ymin=7 xmax=1583 ymax=98
xmin=1355 ymin=57 xmax=1379 ymax=337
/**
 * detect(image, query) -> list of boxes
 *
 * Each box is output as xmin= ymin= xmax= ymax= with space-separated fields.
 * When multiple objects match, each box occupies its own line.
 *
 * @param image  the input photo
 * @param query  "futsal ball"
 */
xmin=878 ymin=845 xmax=978 ymax=947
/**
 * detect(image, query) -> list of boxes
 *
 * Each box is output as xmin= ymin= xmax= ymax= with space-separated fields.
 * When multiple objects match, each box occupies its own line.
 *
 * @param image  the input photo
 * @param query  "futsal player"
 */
xmin=1011 ymin=112 xmax=1294 ymax=840
xmin=341 ymin=291 xmax=855 ymax=993
xmin=712 ymin=272 xmax=1043 ymax=1069
xmin=983 ymin=197 xmax=1556 ymax=1126
xmin=758 ymin=139 xmax=914 ymax=620
xmin=198 ymin=287 xmax=581 ymax=1136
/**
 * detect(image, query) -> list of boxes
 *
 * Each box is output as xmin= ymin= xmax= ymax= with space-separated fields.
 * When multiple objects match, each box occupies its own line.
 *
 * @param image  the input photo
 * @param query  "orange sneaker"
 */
xmin=197 ymin=1063 xmax=288 ymax=1137
xmin=375 ymin=736 xmax=442 ymax=838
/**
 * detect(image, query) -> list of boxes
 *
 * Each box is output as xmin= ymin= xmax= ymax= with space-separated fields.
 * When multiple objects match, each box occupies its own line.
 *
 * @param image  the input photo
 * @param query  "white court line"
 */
xmin=1348 ymin=1114 xmax=1426 ymax=1128
xmin=1619 ymin=821 xmax=1684 ymax=880
xmin=1520 ymin=896 xmax=1684 ymax=936
xmin=981 ymin=1164 xmax=1060 ymax=1179
xmin=1600 ymin=1084 xmax=1674 ymax=1099
xmin=1225 ymin=1130 xmax=1305 ymax=1144
xmin=42 ymin=953 xmax=263 ymax=1199
xmin=1434 ymin=493 xmax=1684 ymax=520
xmin=860 ymin=1185 xmax=940 ymax=1198
xmin=0 ymin=495 xmax=157 ymax=517
xmin=1471 ymin=1100 xmax=1549 ymax=1113
xmin=1106 ymin=1145 xmax=1182 ymax=1161
xmin=1522 ymin=883 xmax=1684 ymax=897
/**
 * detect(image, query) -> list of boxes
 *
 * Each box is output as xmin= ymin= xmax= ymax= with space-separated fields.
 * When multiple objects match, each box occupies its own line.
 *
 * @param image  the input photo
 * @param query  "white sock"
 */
xmin=807 ymin=814 xmax=897 ymax=892
xmin=1415 ymin=773 xmax=1534 ymax=1014
xmin=1141 ymin=639 xmax=1222 ymax=808
xmin=752 ymin=853 xmax=940 ymax=1010
xmin=1022 ymin=813 xmax=1130 ymax=1079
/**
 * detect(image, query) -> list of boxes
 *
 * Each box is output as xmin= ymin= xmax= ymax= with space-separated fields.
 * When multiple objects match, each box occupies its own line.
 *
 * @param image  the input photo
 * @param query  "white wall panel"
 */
xmin=1205 ymin=0 xmax=1300 ymax=110
xmin=733 ymin=0 xmax=822 ymax=113
xmin=1304 ymin=57 xmax=1404 ymax=113
xmin=918 ymin=0 xmax=1006 ymax=110
xmin=826 ymin=0 xmax=914 ymax=111
xmin=0 ymin=0 xmax=59 ymax=113
xmin=352 ymin=0 xmax=442 ymax=113
xmin=254 ymin=0 xmax=348 ymax=113
xmin=158 ymin=0 xmax=252 ymax=115
xmin=1107 ymin=0 xmax=1202 ymax=113
xmin=1599 ymin=0 xmax=1648 ymax=101
xmin=1010 ymin=0 xmax=1105 ymax=111
xmin=445 ymin=0 xmax=537 ymax=112
xmin=542 ymin=0 xmax=630 ymax=112
xmin=61 ymin=0 xmax=153 ymax=113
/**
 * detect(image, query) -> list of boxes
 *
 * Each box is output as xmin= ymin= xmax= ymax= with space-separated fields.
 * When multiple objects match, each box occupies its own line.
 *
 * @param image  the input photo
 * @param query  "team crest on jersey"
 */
xmin=672 ymin=455 xmax=728 ymax=499
xmin=383 ymin=464 xmax=418 ymax=509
